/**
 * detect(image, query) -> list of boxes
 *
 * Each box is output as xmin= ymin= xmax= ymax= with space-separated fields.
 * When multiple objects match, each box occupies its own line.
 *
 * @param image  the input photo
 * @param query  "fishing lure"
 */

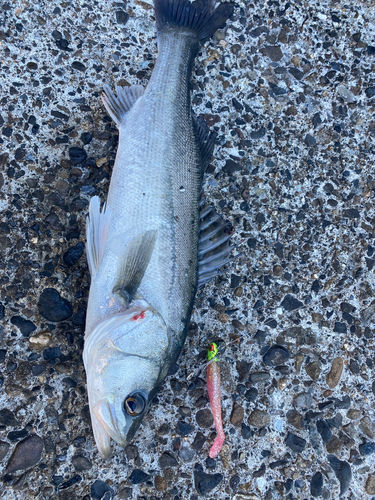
xmin=207 ymin=342 xmax=225 ymax=459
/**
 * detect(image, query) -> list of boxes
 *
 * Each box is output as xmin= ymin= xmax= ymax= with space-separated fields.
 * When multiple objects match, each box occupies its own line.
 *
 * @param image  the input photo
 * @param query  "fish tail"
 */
xmin=154 ymin=0 xmax=234 ymax=46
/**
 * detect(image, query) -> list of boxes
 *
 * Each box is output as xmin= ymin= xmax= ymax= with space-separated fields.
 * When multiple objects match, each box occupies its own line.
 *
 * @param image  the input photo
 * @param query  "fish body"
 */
xmin=83 ymin=0 xmax=234 ymax=458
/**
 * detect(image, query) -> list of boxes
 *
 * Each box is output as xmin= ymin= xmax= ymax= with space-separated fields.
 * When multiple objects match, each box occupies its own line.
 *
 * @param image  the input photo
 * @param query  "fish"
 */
xmin=83 ymin=0 xmax=234 ymax=459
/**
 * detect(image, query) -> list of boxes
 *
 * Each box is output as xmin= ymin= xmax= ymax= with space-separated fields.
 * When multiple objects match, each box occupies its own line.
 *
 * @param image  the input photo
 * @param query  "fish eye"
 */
xmin=124 ymin=394 xmax=146 ymax=416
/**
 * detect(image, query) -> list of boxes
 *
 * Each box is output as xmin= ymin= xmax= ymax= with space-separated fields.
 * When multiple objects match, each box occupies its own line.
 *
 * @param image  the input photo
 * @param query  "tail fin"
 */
xmin=154 ymin=0 xmax=234 ymax=45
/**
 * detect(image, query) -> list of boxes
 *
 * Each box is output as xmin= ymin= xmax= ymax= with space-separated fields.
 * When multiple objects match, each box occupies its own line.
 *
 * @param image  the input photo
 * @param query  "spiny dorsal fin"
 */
xmin=198 ymin=204 xmax=236 ymax=287
xmin=194 ymin=116 xmax=217 ymax=172
xmin=102 ymin=84 xmax=144 ymax=127
xmin=112 ymin=230 xmax=157 ymax=305
xmin=86 ymin=196 xmax=112 ymax=276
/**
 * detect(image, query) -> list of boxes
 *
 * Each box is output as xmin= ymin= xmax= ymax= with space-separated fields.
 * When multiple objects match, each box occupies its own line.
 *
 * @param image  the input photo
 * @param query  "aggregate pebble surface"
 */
xmin=1 ymin=0 xmax=375 ymax=499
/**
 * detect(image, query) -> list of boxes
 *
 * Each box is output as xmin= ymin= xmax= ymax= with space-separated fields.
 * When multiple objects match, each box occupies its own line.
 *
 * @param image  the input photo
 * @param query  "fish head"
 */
xmin=83 ymin=303 xmax=170 ymax=458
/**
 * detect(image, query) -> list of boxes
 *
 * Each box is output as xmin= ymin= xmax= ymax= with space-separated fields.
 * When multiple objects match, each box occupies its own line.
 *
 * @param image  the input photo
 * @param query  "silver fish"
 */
xmin=83 ymin=0 xmax=234 ymax=458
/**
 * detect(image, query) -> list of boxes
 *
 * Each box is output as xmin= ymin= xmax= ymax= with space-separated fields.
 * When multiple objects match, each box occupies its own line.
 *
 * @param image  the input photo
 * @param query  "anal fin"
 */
xmin=198 ymin=204 xmax=237 ymax=288
xmin=113 ymin=230 xmax=157 ymax=304
xmin=102 ymin=84 xmax=144 ymax=127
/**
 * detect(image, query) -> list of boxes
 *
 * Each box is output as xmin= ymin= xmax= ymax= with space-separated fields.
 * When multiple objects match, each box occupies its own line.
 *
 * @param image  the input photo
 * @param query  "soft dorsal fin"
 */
xmin=198 ymin=203 xmax=236 ymax=288
xmin=112 ymin=230 xmax=157 ymax=305
xmin=102 ymin=84 xmax=144 ymax=127
xmin=86 ymin=196 xmax=112 ymax=276
xmin=194 ymin=116 xmax=217 ymax=172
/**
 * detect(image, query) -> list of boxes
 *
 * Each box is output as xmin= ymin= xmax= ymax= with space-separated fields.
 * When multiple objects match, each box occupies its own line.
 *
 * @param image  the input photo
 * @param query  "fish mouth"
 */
xmin=92 ymin=398 xmax=147 ymax=458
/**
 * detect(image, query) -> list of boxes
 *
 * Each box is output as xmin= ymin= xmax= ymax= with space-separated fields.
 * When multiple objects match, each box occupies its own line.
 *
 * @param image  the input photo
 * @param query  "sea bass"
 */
xmin=83 ymin=0 xmax=234 ymax=458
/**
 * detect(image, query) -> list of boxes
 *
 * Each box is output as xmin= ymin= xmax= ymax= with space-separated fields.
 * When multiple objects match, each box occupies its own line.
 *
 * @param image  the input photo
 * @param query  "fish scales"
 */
xmin=83 ymin=0 xmax=234 ymax=458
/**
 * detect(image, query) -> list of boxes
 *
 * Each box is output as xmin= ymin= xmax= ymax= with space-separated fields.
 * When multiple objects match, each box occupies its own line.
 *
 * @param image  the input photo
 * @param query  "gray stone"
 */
xmin=248 ymin=409 xmax=270 ymax=428
xmin=6 ymin=435 xmax=43 ymax=473
xmin=71 ymin=454 xmax=92 ymax=472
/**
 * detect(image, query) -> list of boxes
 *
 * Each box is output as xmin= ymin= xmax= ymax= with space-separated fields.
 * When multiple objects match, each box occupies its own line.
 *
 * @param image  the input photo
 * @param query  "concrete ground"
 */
xmin=1 ymin=0 xmax=375 ymax=498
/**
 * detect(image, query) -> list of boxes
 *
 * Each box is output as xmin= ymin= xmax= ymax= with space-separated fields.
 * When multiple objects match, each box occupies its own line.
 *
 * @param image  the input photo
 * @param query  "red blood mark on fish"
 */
xmin=130 ymin=311 xmax=146 ymax=321
xmin=207 ymin=360 xmax=225 ymax=458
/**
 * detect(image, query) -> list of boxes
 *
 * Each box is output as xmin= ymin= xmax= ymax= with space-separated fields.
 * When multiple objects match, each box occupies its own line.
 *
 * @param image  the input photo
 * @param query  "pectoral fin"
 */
xmin=113 ymin=230 xmax=157 ymax=304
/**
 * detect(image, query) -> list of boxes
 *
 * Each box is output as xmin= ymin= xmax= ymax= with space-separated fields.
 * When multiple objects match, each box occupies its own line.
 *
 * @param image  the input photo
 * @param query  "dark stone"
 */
xmin=286 ymin=410 xmax=304 ymax=430
xmin=285 ymin=432 xmax=306 ymax=452
xmin=264 ymin=318 xmax=277 ymax=328
xmin=253 ymin=463 xmax=266 ymax=478
xmin=232 ymin=98 xmax=243 ymax=110
xmin=115 ymin=10 xmax=129 ymax=24
xmin=0 ymin=409 xmax=19 ymax=426
xmin=366 ymin=88 xmax=375 ymax=98
xmin=250 ymin=126 xmax=266 ymax=139
xmin=327 ymin=455 xmax=352 ymax=495
xmin=236 ymin=360 xmax=251 ymax=381
xmin=81 ymin=132 xmax=92 ymax=144
xmin=245 ymin=387 xmax=258 ymax=402
xmin=343 ymin=208 xmax=360 ymax=219
xmin=333 ymin=322 xmax=347 ymax=334
xmin=222 ymin=159 xmax=241 ymax=174
xmin=71 ymin=308 xmax=86 ymax=326
xmin=0 ymin=350 xmax=6 ymax=363
xmin=249 ymin=26 xmax=269 ymax=37
xmin=312 ymin=112 xmax=322 ymax=128
xmin=43 ymin=347 xmax=61 ymax=360
xmin=10 ymin=316 xmax=36 ymax=337
xmin=194 ymin=470 xmax=223 ymax=495
xmin=305 ymin=134 xmax=317 ymax=146
xmin=310 ymin=472 xmax=323 ymax=497
xmin=254 ymin=329 xmax=267 ymax=344
xmin=249 ymin=371 xmax=270 ymax=384
xmin=55 ymin=39 xmax=72 ymax=51
xmin=7 ymin=429 xmax=29 ymax=442
xmin=159 ymin=451 xmax=178 ymax=468
xmin=229 ymin=474 xmax=240 ymax=492
xmin=6 ymin=435 xmax=43 ymax=473
xmin=59 ymin=475 xmax=82 ymax=490
xmin=191 ymin=432 xmax=206 ymax=450
xmin=247 ymin=238 xmax=257 ymax=248
xmin=0 ymin=440 xmax=10 ymax=460
xmin=38 ymin=288 xmax=73 ymax=322
xmin=230 ymin=274 xmax=241 ymax=288
xmin=263 ymin=345 xmax=291 ymax=367
xmin=241 ymin=423 xmax=252 ymax=439
xmin=333 ymin=395 xmax=351 ymax=409
xmin=129 ymin=469 xmax=151 ymax=485
xmin=72 ymin=61 xmax=86 ymax=72
xmin=31 ymin=365 xmax=46 ymax=376
xmin=359 ymin=442 xmax=375 ymax=455
xmin=289 ymin=67 xmax=304 ymax=80
xmin=280 ymin=294 xmax=303 ymax=311
xmin=261 ymin=45 xmax=283 ymax=61
xmin=91 ymin=479 xmax=114 ymax=499
xmin=341 ymin=302 xmax=355 ymax=313
xmin=176 ymin=420 xmax=194 ymax=436
xmin=196 ymin=409 xmax=214 ymax=429
xmin=316 ymin=420 xmax=332 ymax=442
xmin=0 ymin=305 xmax=4 ymax=320
xmin=71 ymin=454 xmax=92 ymax=471
xmin=63 ymin=242 xmax=85 ymax=266
xmin=69 ymin=146 xmax=87 ymax=165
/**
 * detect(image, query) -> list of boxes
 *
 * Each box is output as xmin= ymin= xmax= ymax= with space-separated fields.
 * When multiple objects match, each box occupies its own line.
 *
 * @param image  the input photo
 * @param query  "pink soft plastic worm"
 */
xmin=207 ymin=343 xmax=225 ymax=458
